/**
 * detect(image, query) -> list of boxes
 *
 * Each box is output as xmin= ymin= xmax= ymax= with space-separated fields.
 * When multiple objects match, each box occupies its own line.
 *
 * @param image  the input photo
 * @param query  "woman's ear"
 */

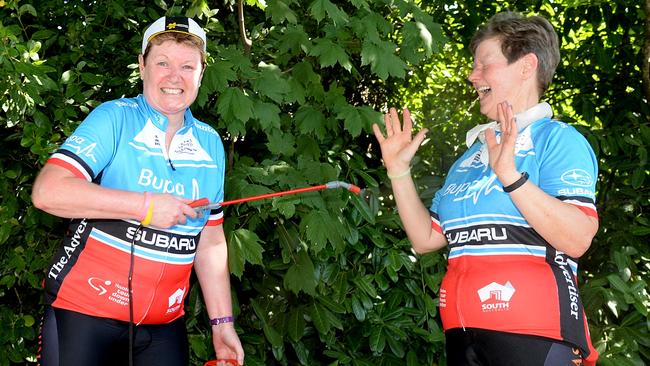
xmin=138 ymin=54 xmax=145 ymax=80
xmin=521 ymin=53 xmax=539 ymax=79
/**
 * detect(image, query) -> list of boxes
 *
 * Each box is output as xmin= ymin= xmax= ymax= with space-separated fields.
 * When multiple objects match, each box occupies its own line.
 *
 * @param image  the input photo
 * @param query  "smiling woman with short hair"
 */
xmin=373 ymin=11 xmax=599 ymax=366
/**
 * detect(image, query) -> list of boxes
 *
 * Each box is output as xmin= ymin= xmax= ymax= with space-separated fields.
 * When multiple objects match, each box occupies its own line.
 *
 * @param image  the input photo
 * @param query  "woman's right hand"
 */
xmin=372 ymin=108 xmax=428 ymax=175
xmin=144 ymin=193 xmax=198 ymax=228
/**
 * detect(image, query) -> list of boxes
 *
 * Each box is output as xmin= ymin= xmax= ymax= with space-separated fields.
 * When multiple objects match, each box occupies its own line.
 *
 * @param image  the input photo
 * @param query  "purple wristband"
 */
xmin=210 ymin=316 xmax=234 ymax=325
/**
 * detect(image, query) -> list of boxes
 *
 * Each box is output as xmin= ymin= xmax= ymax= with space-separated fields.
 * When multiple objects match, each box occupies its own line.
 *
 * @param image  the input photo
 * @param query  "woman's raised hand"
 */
xmin=372 ymin=108 xmax=428 ymax=176
xmin=485 ymin=101 xmax=521 ymax=185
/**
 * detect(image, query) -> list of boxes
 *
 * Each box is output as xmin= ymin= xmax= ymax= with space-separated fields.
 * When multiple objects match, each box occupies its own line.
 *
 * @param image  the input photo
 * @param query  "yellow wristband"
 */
xmin=387 ymin=167 xmax=411 ymax=180
xmin=140 ymin=200 xmax=154 ymax=226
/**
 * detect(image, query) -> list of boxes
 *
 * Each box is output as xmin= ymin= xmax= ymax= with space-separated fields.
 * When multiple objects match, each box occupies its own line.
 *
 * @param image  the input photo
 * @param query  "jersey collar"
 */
xmin=136 ymin=94 xmax=196 ymax=131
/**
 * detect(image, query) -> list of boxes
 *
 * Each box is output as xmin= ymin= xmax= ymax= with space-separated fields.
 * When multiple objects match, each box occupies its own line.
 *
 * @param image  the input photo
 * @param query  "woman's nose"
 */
xmin=166 ymin=66 xmax=182 ymax=81
xmin=467 ymin=68 xmax=478 ymax=83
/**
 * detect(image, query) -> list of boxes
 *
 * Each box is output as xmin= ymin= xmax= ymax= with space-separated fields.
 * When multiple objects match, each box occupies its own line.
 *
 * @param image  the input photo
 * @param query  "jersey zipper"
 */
xmin=161 ymin=130 xmax=178 ymax=171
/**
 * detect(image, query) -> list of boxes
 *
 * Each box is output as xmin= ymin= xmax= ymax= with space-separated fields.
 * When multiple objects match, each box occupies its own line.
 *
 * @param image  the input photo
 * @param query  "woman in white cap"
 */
xmin=32 ymin=16 xmax=244 ymax=366
xmin=373 ymin=11 xmax=599 ymax=366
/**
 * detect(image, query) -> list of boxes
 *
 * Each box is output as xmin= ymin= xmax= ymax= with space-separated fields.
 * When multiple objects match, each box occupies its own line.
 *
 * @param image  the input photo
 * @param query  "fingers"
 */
xmin=181 ymin=199 xmax=199 ymax=220
xmin=497 ymin=102 xmax=515 ymax=135
xmin=372 ymin=123 xmax=385 ymax=143
xmin=402 ymin=108 xmax=412 ymax=132
xmin=487 ymin=101 xmax=518 ymax=174
xmin=411 ymin=128 xmax=429 ymax=151
xmin=496 ymin=102 xmax=517 ymax=148
xmin=382 ymin=107 xmax=415 ymax=137
xmin=236 ymin=346 xmax=245 ymax=366
xmin=385 ymin=107 xmax=412 ymax=136
xmin=214 ymin=329 xmax=244 ymax=366
xmin=147 ymin=194 xmax=200 ymax=228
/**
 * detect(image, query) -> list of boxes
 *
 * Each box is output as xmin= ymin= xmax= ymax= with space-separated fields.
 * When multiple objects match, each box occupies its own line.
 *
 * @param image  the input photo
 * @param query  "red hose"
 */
xmin=190 ymin=181 xmax=362 ymax=211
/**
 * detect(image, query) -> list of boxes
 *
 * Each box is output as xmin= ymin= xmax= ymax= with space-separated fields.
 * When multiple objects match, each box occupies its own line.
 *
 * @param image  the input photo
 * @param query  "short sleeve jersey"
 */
xmin=44 ymin=95 xmax=226 ymax=324
xmin=430 ymin=115 xmax=598 ymax=359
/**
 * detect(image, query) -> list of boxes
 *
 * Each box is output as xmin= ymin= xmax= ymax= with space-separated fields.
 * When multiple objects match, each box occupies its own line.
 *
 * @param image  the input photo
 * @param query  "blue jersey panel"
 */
xmin=56 ymin=95 xmax=226 ymax=235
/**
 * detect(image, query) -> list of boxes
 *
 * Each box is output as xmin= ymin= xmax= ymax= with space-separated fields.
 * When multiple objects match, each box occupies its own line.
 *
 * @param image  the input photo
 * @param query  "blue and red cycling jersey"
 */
xmin=430 ymin=104 xmax=598 ymax=363
xmin=44 ymin=94 xmax=225 ymax=324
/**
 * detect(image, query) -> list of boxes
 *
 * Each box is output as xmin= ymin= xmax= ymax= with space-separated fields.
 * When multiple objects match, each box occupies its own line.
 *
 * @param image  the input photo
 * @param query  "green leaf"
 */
xmin=267 ymin=0 xmax=298 ymax=24
xmin=353 ymin=274 xmax=378 ymax=299
xmin=301 ymin=211 xmax=343 ymax=253
xmin=360 ymin=40 xmax=407 ymax=80
xmin=349 ymin=189 xmax=376 ymax=224
xmin=295 ymin=105 xmax=327 ymax=139
xmin=81 ymin=72 xmax=103 ymax=85
xmin=228 ymin=229 xmax=265 ymax=278
xmin=350 ymin=0 xmax=370 ymax=10
xmin=254 ymin=101 xmax=282 ymax=131
xmin=266 ymin=128 xmax=296 ymax=156
xmin=263 ymin=322 xmax=284 ymax=347
xmin=630 ymin=167 xmax=645 ymax=189
xmin=32 ymin=29 xmax=57 ymax=40
xmin=287 ymin=307 xmax=306 ymax=342
xmin=254 ymin=62 xmax=291 ymax=103
xmin=369 ymin=325 xmax=386 ymax=353
xmin=335 ymin=105 xmax=363 ymax=137
xmin=19 ymin=4 xmax=37 ymax=16
xmin=309 ymin=39 xmax=352 ymax=71
xmin=317 ymin=294 xmax=346 ymax=314
xmin=351 ymin=295 xmax=366 ymax=321
xmin=203 ymin=60 xmax=236 ymax=94
xmin=276 ymin=25 xmax=310 ymax=54
xmin=283 ymin=250 xmax=317 ymax=295
xmin=309 ymin=0 xmax=348 ymax=25
xmin=23 ymin=314 xmax=36 ymax=327
xmin=309 ymin=301 xmax=333 ymax=335
xmin=188 ymin=334 xmax=209 ymax=360
xmin=217 ymin=87 xmax=255 ymax=125
xmin=386 ymin=333 xmax=405 ymax=358
xmin=4 ymin=170 xmax=18 ymax=179
xmin=0 ymin=275 xmax=16 ymax=288
xmin=607 ymin=274 xmax=630 ymax=293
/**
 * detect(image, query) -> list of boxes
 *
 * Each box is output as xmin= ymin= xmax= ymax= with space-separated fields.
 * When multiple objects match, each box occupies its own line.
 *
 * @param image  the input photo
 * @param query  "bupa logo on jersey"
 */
xmin=62 ymin=135 xmax=98 ymax=164
xmin=442 ymin=174 xmax=502 ymax=204
xmin=138 ymin=168 xmax=191 ymax=196
xmin=477 ymin=281 xmax=515 ymax=312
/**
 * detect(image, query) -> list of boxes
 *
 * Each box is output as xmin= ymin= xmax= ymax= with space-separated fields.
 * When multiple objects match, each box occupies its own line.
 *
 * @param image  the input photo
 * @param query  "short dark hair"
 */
xmin=470 ymin=11 xmax=560 ymax=95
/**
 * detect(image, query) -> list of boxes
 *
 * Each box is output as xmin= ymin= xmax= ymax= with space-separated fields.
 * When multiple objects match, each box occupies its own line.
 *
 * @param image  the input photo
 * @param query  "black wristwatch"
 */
xmin=503 ymin=172 xmax=529 ymax=193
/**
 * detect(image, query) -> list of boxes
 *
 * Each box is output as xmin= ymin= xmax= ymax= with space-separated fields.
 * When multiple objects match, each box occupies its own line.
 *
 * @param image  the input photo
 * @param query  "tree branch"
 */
xmin=238 ymin=0 xmax=252 ymax=54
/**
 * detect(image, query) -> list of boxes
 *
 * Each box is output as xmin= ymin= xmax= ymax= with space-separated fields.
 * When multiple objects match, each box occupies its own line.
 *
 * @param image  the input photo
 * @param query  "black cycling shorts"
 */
xmin=39 ymin=306 xmax=189 ymax=366
xmin=445 ymin=328 xmax=583 ymax=366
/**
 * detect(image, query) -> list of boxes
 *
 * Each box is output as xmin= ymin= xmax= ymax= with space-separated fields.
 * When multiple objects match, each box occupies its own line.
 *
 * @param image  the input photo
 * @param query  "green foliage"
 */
xmin=1 ymin=0 xmax=649 ymax=366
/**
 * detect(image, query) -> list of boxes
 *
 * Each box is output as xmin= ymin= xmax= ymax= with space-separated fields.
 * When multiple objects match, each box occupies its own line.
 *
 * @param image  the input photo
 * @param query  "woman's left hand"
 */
xmin=212 ymin=325 xmax=244 ymax=365
xmin=485 ymin=101 xmax=521 ymax=186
